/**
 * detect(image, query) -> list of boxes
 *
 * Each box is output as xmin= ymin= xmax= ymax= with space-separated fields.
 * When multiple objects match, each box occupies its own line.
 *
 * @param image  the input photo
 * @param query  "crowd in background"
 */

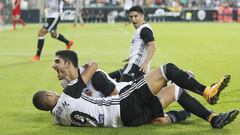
xmin=1 ymin=0 xmax=240 ymax=26
xmin=62 ymin=0 xmax=240 ymax=9
xmin=4 ymin=0 xmax=240 ymax=9
xmin=1 ymin=0 xmax=240 ymax=11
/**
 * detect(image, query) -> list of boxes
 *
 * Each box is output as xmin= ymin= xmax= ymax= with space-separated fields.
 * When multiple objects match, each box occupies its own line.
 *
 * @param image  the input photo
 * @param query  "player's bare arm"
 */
xmin=81 ymin=62 xmax=98 ymax=84
xmin=139 ymin=41 xmax=156 ymax=73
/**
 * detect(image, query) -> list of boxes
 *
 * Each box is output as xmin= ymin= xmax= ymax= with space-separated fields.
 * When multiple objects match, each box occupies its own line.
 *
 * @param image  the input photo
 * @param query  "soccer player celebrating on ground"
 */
xmin=31 ymin=0 xmax=74 ymax=62
xmin=12 ymin=0 xmax=26 ymax=30
xmin=33 ymin=50 xmax=239 ymax=128
xmin=109 ymin=5 xmax=156 ymax=82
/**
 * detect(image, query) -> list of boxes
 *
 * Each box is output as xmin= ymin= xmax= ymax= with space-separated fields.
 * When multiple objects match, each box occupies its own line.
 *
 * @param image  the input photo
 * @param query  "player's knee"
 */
xmin=119 ymin=74 xmax=134 ymax=82
xmin=38 ymin=29 xmax=47 ymax=37
xmin=162 ymin=63 xmax=178 ymax=80
xmin=174 ymin=85 xmax=184 ymax=101
xmin=38 ymin=31 xmax=43 ymax=37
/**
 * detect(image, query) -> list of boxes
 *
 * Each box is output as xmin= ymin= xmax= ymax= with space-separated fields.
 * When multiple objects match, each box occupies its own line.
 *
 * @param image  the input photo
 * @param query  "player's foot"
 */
xmin=210 ymin=109 xmax=239 ymax=129
xmin=66 ymin=41 xmax=74 ymax=50
xmin=203 ymin=75 xmax=231 ymax=105
xmin=31 ymin=55 xmax=40 ymax=61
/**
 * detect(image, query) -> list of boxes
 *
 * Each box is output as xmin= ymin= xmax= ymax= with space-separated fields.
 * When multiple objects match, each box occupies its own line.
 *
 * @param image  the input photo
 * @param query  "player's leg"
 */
xmin=51 ymin=17 xmax=73 ymax=49
xmin=151 ymin=85 xmax=191 ymax=124
xmin=73 ymin=10 xmax=78 ymax=27
xmin=177 ymin=86 xmax=239 ymax=128
xmin=14 ymin=11 xmax=25 ymax=26
xmin=32 ymin=17 xmax=58 ymax=61
xmin=157 ymin=84 xmax=239 ymax=128
xmin=151 ymin=110 xmax=191 ymax=124
xmin=145 ymin=63 xmax=230 ymax=104
xmin=151 ymin=84 xmax=209 ymax=125
xmin=161 ymin=63 xmax=230 ymax=105
xmin=32 ymin=27 xmax=48 ymax=61
xmin=18 ymin=15 xmax=26 ymax=26
xmin=145 ymin=67 xmax=167 ymax=95
xmin=51 ymin=30 xmax=73 ymax=49
xmin=12 ymin=13 xmax=18 ymax=30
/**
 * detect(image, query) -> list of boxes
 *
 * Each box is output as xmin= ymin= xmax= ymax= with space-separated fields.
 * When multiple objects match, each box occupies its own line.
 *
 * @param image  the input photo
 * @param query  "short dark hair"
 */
xmin=129 ymin=5 xmax=145 ymax=14
xmin=32 ymin=90 xmax=51 ymax=111
xmin=55 ymin=50 xmax=78 ymax=68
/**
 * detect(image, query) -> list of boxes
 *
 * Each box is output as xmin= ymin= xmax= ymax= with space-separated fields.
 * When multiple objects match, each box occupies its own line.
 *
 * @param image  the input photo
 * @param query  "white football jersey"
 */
xmin=61 ymin=67 xmax=131 ymax=97
xmin=45 ymin=0 xmax=63 ymax=18
xmin=128 ymin=23 xmax=153 ymax=72
xmin=52 ymin=81 xmax=123 ymax=127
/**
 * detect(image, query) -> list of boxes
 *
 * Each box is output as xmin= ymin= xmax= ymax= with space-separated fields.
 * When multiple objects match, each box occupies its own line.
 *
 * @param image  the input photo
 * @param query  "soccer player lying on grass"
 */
xmin=55 ymin=50 xmax=230 ymax=105
xmin=32 ymin=50 xmax=239 ymax=128
xmin=39 ymin=50 xmax=191 ymax=125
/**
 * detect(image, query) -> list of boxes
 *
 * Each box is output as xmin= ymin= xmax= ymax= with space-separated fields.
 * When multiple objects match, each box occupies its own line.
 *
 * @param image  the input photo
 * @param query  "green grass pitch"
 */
xmin=0 ymin=22 xmax=239 ymax=135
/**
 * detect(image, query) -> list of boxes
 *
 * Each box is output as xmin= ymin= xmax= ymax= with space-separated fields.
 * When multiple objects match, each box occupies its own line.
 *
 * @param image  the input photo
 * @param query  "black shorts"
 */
xmin=43 ymin=17 xmax=60 ymax=32
xmin=120 ymin=76 xmax=164 ymax=127
xmin=122 ymin=63 xmax=145 ymax=80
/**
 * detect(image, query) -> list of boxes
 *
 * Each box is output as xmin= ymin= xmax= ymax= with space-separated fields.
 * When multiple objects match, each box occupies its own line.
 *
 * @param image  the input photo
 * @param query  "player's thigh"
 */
xmin=145 ymin=67 xmax=167 ymax=95
xmin=38 ymin=28 xmax=48 ymax=36
xmin=157 ymin=84 xmax=175 ymax=109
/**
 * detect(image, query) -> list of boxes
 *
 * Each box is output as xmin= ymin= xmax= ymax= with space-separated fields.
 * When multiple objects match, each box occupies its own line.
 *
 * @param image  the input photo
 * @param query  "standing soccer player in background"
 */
xmin=12 ymin=0 xmax=26 ymax=30
xmin=73 ymin=0 xmax=84 ymax=27
xmin=31 ymin=0 xmax=74 ymax=61
xmin=109 ymin=6 xmax=156 ymax=82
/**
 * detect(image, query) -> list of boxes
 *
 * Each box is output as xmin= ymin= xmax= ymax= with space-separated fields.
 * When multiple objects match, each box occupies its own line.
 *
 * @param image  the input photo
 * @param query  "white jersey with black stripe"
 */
xmin=45 ymin=0 xmax=63 ymax=18
xmin=129 ymin=23 xmax=153 ymax=71
xmin=52 ymin=88 xmax=122 ymax=127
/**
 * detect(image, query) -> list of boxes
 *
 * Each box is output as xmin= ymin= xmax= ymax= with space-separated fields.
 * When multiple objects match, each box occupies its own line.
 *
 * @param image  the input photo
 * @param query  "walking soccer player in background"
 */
xmin=31 ymin=0 xmax=74 ymax=61
xmin=12 ymin=0 xmax=26 ymax=30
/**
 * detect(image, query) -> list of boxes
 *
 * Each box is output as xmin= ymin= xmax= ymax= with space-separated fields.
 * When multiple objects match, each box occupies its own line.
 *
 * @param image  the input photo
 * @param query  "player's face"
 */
xmin=52 ymin=56 xmax=69 ymax=80
xmin=129 ymin=11 xmax=144 ymax=29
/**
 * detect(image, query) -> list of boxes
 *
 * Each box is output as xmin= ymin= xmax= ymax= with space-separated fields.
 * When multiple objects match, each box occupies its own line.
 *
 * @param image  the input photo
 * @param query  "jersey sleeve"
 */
xmin=63 ymin=76 xmax=87 ymax=98
xmin=91 ymin=71 xmax=116 ymax=96
xmin=140 ymin=27 xmax=155 ymax=44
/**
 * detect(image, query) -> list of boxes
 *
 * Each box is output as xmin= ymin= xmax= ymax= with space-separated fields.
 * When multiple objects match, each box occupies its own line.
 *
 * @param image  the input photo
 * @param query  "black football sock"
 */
xmin=166 ymin=110 xmax=191 ymax=123
xmin=36 ymin=38 xmax=44 ymax=56
xmin=57 ymin=33 xmax=69 ymax=45
xmin=162 ymin=63 xmax=206 ymax=96
xmin=177 ymin=90 xmax=211 ymax=121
